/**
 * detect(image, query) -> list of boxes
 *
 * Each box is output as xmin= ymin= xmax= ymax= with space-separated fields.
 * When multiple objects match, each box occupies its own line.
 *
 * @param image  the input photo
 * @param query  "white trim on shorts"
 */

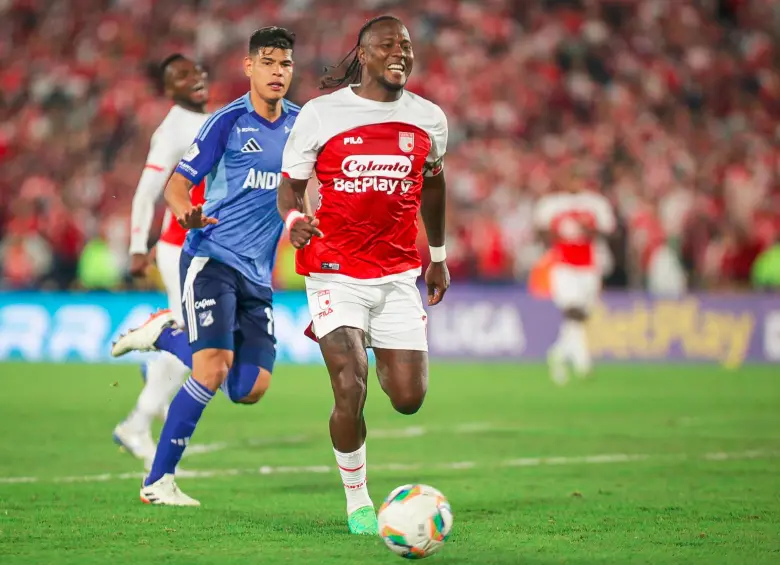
xmin=181 ymin=256 xmax=209 ymax=343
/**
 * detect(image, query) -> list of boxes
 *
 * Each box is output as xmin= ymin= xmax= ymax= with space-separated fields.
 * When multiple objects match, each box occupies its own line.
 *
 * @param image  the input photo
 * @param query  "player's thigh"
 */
xmin=156 ymin=241 xmax=184 ymax=325
xmin=367 ymin=277 xmax=428 ymax=352
xmin=369 ymin=278 xmax=428 ymax=412
xmin=304 ymin=277 xmax=374 ymax=341
xmin=180 ymin=254 xmax=237 ymax=354
xmin=373 ymin=347 xmax=428 ymax=414
xmin=319 ymin=326 xmax=370 ymax=410
xmin=234 ymin=280 xmax=277 ymax=375
xmin=550 ymin=265 xmax=597 ymax=312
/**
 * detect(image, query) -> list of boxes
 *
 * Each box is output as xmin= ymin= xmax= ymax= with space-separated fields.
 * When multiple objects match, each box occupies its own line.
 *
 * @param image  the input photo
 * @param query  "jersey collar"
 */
xmin=242 ymin=92 xmax=289 ymax=130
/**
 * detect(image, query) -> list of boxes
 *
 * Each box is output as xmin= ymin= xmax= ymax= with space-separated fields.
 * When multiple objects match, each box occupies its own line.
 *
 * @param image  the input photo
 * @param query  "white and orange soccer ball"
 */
xmin=377 ymin=484 xmax=454 ymax=559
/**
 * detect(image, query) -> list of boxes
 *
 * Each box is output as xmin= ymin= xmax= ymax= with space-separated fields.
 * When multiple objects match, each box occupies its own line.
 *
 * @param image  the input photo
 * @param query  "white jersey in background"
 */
xmin=129 ymin=105 xmax=210 ymax=324
xmin=114 ymin=104 xmax=209 ymax=466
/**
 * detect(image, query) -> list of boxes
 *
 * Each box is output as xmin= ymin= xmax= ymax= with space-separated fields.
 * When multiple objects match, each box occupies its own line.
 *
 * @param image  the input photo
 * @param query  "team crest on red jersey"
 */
xmin=398 ymin=132 xmax=415 ymax=153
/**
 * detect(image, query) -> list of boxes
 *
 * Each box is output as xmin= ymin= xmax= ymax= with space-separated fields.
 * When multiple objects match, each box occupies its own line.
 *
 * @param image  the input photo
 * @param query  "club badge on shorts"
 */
xmin=316 ymin=290 xmax=333 ymax=319
xmin=399 ymin=132 xmax=415 ymax=153
xmin=198 ymin=310 xmax=214 ymax=327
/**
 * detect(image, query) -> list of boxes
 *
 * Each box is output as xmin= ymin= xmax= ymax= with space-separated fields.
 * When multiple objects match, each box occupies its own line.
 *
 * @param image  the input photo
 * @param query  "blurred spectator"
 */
xmin=1 ymin=0 xmax=779 ymax=291
xmin=751 ymin=236 xmax=780 ymax=289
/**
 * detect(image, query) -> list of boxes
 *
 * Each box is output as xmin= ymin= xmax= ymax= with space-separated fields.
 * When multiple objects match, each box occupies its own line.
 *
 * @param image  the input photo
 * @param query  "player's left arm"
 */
xmin=594 ymin=197 xmax=617 ymax=238
xmin=421 ymin=106 xmax=450 ymax=306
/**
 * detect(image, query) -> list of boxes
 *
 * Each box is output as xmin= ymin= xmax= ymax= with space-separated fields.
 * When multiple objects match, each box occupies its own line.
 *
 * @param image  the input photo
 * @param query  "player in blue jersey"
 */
xmin=111 ymin=26 xmax=317 ymax=506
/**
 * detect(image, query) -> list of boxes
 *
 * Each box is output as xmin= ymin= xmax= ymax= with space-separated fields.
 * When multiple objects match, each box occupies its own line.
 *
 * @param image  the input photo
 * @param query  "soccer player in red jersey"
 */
xmin=533 ymin=163 xmax=615 ymax=385
xmin=115 ymin=55 xmax=210 ymax=464
xmin=277 ymin=15 xmax=450 ymax=534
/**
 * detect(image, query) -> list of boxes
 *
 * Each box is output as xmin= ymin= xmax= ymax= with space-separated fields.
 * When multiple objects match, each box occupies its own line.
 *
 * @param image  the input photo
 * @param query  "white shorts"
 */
xmin=549 ymin=264 xmax=601 ymax=312
xmin=156 ymin=240 xmax=184 ymax=326
xmin=305 ymin=275 xmax=428 ymax=351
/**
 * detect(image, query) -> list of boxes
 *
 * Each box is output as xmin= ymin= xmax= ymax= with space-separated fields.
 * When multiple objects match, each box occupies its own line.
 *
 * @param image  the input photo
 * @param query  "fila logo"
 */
xmin=344 ymin=136 xmax=364 ymax=145
xmin=241 ymin=138 xmax=263 ymax=153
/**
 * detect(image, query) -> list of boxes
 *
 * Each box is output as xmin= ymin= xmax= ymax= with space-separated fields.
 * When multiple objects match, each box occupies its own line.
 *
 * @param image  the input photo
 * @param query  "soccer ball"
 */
xmin=377 ymin=484 xmax=453 ymax=559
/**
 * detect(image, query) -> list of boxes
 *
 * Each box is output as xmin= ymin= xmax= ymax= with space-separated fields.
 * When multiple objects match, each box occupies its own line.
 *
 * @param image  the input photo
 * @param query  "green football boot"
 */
xmin=347 ymin=506 xmax=378 ymax=535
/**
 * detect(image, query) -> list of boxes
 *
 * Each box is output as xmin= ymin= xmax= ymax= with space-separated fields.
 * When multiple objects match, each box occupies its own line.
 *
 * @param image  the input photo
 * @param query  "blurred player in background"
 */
xmin=115 ymin=54 xmax=210 ymax=464
xmin=278 ymin=15 xmax=449 ymax=535
xmin=112 ymin=27 xmax=303 ymax=505
xmin=533 ymin=163 xmax=615 ymax=385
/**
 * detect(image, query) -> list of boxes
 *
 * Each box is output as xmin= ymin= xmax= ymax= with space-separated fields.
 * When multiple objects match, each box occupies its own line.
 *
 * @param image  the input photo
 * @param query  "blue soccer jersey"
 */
xmin=175 ymin=93 xmax=300 ymax=288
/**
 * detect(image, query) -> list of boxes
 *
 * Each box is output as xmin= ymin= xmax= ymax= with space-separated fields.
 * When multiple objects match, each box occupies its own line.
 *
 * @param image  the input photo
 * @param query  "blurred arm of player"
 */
xmin=421 ymin=107 xmax=451 ymax=306
xmin=129 ymin=126 xmax=185 ymax=277
xmin=278 ymin=103 xmax=323 ymax=248
xmin=533 ymin=199 xmax=553 ymax=247
xmin=164 ymin=173 xmax=216 ymax=229
xmin=592 ymin=197 xmax=616 ymax=239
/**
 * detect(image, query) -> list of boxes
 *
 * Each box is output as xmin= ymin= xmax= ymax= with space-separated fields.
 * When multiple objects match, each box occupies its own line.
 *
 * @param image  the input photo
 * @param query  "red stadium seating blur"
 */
xmin=1 ymin=0 xmax=778 ymax=291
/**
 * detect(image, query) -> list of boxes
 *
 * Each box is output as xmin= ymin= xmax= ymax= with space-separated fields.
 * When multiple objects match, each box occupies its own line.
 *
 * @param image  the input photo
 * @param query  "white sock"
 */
xmin=334 ymin=443 xmax=372 ymax=514
xmin=562 ymin=319 xmax=591 ymax=376
xmin=551 ymin=322 xmax=571 ymax=360
xmin=124 ymin=354 xmax=190 ymax=432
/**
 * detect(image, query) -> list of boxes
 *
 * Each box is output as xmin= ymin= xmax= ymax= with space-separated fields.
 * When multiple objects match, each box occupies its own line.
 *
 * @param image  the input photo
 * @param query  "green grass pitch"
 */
xmin=0 ymin=361 xmax=778 ymax=564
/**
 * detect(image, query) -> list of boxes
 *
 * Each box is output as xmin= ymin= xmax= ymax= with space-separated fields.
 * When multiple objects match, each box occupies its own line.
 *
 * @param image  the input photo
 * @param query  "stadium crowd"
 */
xmin=1 ymin=0 xmax=779 ymax=292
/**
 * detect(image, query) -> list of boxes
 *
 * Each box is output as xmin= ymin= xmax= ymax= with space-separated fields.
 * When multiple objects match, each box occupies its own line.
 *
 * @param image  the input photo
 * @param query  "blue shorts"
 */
xmin=180 ymin=252 xmax=276 ymax=373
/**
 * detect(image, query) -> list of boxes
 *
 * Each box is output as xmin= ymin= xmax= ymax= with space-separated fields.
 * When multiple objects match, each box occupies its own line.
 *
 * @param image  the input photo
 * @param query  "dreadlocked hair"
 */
xmin=319 ymin=15 xmax=402 ymax=90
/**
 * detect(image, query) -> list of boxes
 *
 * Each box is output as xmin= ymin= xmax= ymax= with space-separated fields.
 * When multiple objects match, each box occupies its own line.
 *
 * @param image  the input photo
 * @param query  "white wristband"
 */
xmin=429 ymin=245 xmax=447 ymax=262
xmin=285 ymin=210 xmax=306 ymax=232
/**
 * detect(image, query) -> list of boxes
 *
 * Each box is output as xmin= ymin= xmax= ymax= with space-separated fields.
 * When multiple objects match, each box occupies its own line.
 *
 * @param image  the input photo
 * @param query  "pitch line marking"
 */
xmin=185 ymin=422 xmax=508 ymax=456
xmin=0 ymin=449 xmax=777 ymax=485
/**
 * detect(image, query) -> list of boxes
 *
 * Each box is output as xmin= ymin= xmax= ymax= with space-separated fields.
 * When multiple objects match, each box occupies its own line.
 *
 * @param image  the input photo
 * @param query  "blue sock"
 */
xmin=145 ymin=376 xmax=214 ymax=485
xmin=155 ymin=327 xmax=193 ymax=369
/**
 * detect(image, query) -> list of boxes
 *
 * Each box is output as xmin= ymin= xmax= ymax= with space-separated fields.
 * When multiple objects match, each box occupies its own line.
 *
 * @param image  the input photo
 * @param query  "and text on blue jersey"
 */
xmin=175 ymin=94 xmax=301 ymax=288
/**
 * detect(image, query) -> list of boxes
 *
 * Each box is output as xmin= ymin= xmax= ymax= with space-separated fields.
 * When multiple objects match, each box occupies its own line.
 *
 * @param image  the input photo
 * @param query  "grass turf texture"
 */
xmin=0 ymin=362 xmax=778 ymax=564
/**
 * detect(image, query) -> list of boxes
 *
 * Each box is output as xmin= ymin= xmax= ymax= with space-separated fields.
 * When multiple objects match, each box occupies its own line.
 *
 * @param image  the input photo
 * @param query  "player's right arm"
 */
xmin=164 ymin=113 xmax=234 ymax=229
xmin=279 ymin=103 xmax=323 ymax=248
xmin=128 ymin=124 xmax=185 ymax=276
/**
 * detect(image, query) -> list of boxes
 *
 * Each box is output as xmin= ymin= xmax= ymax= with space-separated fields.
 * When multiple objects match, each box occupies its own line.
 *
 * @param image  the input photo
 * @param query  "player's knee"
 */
xmin=237 ymin=368 xmax=271 ymax=405
xmin=390 ymin=388 xmax=426 ymax=415
xmin=193 ymin=350 xmax=233 ymax=391
xmin=564 ymin=308 xmax=587 ymax=322
xmin=203 ymin=362 xmax=230 ymax=390
xmin=333 ymin=372 xmax=367 ymax=418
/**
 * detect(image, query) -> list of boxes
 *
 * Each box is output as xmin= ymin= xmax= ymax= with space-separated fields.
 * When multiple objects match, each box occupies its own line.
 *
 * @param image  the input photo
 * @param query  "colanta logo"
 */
xmin=340 ymin=155 xmax=413 ymax=179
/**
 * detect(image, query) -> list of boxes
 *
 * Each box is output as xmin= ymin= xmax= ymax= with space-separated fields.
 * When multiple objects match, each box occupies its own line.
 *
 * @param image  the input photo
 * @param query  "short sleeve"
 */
xmin=595 ymin=197 xmax=616 ymax=234
xmin=144 ymin=124 xmax=185 ymax=175
xmin=282 ymin=102 xmax=322 ymax=180
xmin=423 ymin=104 xmax=448 ymax=177
xmin=533 ymin=198 xmax=552 ymax=230
xmin=174 ymin=113 xmax=234 ymax=185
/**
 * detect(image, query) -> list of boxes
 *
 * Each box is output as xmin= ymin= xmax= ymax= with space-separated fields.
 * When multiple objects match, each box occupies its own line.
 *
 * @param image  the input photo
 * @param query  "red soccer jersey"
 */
xmin=534 ymin=191 xmax=615 ymax=268
xmin=282 ymin=87 xmax=448 ymax=283
xmin=158 ymin=181 xmax=206 ymax=246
